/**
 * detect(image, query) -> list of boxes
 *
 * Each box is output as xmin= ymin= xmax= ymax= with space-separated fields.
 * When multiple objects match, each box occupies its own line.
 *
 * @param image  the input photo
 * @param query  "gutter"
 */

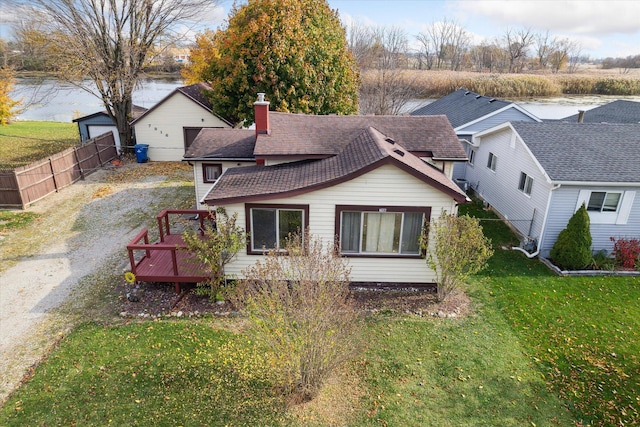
xmin=511 ymin=183 xmax=561 ymax=258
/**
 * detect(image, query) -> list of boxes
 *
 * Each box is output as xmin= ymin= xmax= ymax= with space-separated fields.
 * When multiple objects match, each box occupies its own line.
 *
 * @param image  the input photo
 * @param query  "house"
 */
xmin=188 ymin=95 xmax=469 ymax=286
xmin=557 ymin=99 xmax=640 ymax=124
xmin=131 ymin=83 xmax=232 ymax=161
xmin=73 ymin=105 xmax=147 ymax=153
xmin=411 ymin=88 xmax=541 ymax=183
xmin=466 ymin=121 xmax=640 ymax=259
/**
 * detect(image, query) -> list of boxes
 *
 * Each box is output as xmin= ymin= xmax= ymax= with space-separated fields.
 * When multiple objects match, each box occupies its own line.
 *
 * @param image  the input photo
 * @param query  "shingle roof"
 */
xmin=176 ymin=83 xmax=215 ymax=112
xmin=557 ymin=100 xmax=640 ymax=124
xmin=410 ymin=88 xmax=517 ymax=128
xmin=184 ymin=128 xmax=255 ymax=160
xmin=72 ymin=104 xmax=148 ymax=123
xmin=511 ymin=122 xmax=640 ymax=183
xmin=204 ymin=127 xmax=468 ymax=205
xmin=254 ymin=113 xmax=467 ymax=160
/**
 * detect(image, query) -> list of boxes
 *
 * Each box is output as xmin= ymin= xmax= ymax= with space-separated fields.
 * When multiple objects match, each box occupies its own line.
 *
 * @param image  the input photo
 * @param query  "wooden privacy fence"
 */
xmin=0 ymin=132 xmax=118 ymax=209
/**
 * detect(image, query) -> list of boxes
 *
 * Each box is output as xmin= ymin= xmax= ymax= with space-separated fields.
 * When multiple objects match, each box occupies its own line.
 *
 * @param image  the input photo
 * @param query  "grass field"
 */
xmin=0 ymin=198 xmax=638 ymax=426
xmin=0 ymin=121 xmax=79 ymax=169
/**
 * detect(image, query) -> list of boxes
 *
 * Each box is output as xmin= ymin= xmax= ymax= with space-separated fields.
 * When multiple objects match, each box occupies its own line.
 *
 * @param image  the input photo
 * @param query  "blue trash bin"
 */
xmin=134 ymin=144 xmax=149 ymax=163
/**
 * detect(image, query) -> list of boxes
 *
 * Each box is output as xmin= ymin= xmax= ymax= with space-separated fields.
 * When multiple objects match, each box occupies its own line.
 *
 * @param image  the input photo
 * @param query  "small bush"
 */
xmin=610 ymin=237 xmax=640 ymax=270
xmin=234 ymin=232 xmax=363 ymax=403
xmin=589 ymin=249 xmax=616 ymax=271
xmin=550 ymin=203 xmax=592 ymax=270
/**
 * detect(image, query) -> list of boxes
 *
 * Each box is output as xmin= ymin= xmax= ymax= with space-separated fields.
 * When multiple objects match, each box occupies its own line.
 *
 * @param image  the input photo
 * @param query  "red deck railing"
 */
xmin=126 ymin=209 xmax=214 ymax=292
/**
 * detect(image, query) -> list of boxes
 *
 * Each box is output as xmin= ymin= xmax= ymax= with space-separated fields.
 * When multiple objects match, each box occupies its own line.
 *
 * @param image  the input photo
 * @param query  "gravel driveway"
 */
xmin=0 ymin=162 xmax=194 ymax=404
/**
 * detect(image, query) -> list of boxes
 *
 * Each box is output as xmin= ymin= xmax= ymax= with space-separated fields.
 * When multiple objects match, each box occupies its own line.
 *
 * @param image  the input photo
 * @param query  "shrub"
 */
xmin=425 ymin=213 xmax=494 ymax=302
xmin=589 ymin=249 xmax=616 ymax=271
xmin=610 ymin=237 xmax=640 ymax=269
xmin=550 ymin=203 xmax=592 ymax=270
xmin=182 ymin=207 xmax=247 ymax=300
xmin=234 ymin=232 xmax=362 ymax=403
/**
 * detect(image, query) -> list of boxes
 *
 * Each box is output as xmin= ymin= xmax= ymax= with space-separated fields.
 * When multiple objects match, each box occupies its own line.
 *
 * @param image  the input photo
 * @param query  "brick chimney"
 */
xmin=254 ymin=93 xmax=270 ymax=138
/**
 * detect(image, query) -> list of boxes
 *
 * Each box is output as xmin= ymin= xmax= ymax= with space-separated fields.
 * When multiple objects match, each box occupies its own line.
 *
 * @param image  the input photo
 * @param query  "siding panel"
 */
xmin=218 ymin=164 xmax=460 ymax=284
xmin=134 ymin=93 xmax=229 ymax=161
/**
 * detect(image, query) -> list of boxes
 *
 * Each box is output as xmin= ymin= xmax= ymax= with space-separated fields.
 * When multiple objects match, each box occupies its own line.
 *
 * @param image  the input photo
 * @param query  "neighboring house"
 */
xmin=189 ymin=95 xmax=469 ymax=286
xmin=131 ymin=83 xmax=232 ymax=161
xmin=557 ymin=99 xmax=640 ymax=124
xmin=411 ymin=88 xmax=540 ymax=183
xmin=73 ymin=105 xmax=147 ymax=153
xmin=467 ymin=121 xmax=640 ymax=258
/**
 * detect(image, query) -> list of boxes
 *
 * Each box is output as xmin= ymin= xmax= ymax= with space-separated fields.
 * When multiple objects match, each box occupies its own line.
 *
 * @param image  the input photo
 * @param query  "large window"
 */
xmin=487 ymin=152 xmax=497 ymax=171
xmin=587 ymin=191 xmax=621 ymax=212
xmin=518 ymin=172 xmax=533 ymax=195
xmin=337 ymin=206 xmax=429 ymax=257
xmin=202 ymin=163 xmax=222 ymax=183
xmin=246 ymin=204 xmax=308 ymax=253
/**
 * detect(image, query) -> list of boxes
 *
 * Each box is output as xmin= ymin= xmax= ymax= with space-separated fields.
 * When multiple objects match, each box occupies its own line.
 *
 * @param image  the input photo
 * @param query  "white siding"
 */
xmin=192 ymin=161 xmax=255 ymax=208
xmin=465 ymin=127 xmax=552 ymax=242
xmin=134 ymin=93 xmax=229 ymax=161
xmin=541 ymin=185 xmax=640 ymax=257
xmin=217 ymin=164 xmax=460 ymax=284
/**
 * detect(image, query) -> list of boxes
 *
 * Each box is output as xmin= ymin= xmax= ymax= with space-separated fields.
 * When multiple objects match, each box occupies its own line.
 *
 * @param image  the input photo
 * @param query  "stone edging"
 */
xmin=539 ymin=257 xmax=640 ymax=277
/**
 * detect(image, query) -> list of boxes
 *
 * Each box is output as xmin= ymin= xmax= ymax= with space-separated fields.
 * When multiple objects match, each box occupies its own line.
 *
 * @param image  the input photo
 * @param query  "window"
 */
xmin=246 ymin=204 xmax=308 ymax=253
xmin=487 ymin=152 xmax=497 ymax=171
xmin=468 ymin=149 xmax=476 ymax=165
xmin=337 ymin=206 xmax=429 ymax=257
xmin=518 ymin=172 xmax=533 ymax=195
xmin=202 ymin=164 xmax=222 ymax=183
xmin=587 ymin=191 xmax=621 ymax=212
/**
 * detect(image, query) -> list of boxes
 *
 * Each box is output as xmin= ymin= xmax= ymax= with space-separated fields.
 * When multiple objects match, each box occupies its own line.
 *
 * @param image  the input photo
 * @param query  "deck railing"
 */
xmin=156 ymin=209 xmax=214 ymax=242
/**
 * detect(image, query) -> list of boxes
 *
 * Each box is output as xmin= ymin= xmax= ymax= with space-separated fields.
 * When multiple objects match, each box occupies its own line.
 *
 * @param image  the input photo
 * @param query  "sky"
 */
xmin=1 ymin=0 xmax=638 ymax=60
xmin=327 ymin=0 xmax=640 ymax=60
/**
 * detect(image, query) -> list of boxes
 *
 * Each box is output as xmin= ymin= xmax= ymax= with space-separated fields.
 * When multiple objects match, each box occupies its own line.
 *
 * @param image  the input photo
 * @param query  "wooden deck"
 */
xmin=127 ymin=209 xmax=215 ymax=292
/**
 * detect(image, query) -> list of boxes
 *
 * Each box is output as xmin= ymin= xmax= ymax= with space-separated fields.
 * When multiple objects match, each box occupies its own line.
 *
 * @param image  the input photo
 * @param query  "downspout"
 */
xmin=512 ymin=183 xmax=561 ymax=258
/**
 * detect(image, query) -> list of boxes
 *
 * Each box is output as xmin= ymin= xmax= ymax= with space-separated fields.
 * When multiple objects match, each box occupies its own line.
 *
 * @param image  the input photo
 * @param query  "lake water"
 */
xmin=11 ymin=77 xmax=640 ymax=122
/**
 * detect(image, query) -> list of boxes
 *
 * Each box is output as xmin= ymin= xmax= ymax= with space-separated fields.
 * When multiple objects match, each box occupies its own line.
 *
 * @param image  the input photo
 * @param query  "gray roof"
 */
xmin=411 ymin=88 xmax=515 ymax=128
xmin=558 ymin=100 xmax=640 ymax=124
xmin=204 ymin=127 xmax=468 ymax=205
xmin=511 ymin=122 xmax=640 ymax=183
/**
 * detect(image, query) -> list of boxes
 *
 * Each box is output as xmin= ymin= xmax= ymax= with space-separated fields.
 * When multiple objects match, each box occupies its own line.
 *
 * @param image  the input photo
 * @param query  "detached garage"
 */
xmin=73 ymin=105 xmax=148 ymax=153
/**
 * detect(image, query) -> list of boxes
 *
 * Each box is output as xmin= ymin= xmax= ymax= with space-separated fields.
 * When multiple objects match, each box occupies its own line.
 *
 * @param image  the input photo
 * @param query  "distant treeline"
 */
xmin=601 ymin=55 xmax=640 ymax=71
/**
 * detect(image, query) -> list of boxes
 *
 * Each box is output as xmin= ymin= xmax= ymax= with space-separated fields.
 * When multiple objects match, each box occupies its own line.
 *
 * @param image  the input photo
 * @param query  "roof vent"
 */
xmin=475 ymin=95 xmax=482 ymax=99
xmin=464 ymin=91 xmax=470 ymax=95
xmin=385 ymin=137 xmax=395 ymax=145
xmin=393 ymin=149 xmax=405 ymax=157
xmin=488 ymin=98 xmax=496 ymax=103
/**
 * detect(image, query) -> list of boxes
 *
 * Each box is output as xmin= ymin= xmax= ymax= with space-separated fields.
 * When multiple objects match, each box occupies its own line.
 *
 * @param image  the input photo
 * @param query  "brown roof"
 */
xmin=254 ymin=113 xmax=467 ymax=160
xmin=184 ymin=128 xmax=256 ymax=160
xmin=204 ymin=127 xmax=468 ymax=205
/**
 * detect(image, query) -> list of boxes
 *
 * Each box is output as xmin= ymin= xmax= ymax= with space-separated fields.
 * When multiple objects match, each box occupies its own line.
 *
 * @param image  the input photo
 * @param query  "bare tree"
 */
xmin=502 ymin=27 xmax=535 ymax=73
xmin=358 ymin=25 xmax=416 ymax=115
xmin=14 ymin=0 xmax=216 ymax=151
xmin=416 ymin=18 xmax=469 ymax=71
xmin=535 ymin=31 xmax=552 ymax=70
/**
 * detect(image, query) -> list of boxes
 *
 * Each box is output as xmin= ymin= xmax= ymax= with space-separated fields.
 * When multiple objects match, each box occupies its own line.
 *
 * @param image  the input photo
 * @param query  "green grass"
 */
xmin=0 ymin=121 xmax=79 ymax=169
xmin=1 ymin=196 xmax=638 ymax=426
xmin=0 ymin=211 xmax=40 ymax=233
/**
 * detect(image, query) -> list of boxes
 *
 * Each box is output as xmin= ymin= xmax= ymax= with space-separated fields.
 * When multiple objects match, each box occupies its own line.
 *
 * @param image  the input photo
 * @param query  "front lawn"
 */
xmin=1 ymin=200 xmax=638 ymax=425
xmin=0 ymin=121 xmax=79 ymax=169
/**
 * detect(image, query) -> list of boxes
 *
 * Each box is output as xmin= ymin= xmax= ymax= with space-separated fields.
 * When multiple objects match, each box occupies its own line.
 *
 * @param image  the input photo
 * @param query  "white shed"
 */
xmin=131 ymin=83 xmax=231 ymax=161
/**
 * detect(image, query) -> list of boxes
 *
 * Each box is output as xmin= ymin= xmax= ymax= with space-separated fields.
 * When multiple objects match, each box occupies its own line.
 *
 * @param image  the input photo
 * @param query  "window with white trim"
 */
xmin=337 ymin=206 xmax=428 ymax=257
xmin=575 ymin=190 xmax=635 ymax=225
xmin=587 ymin=191 xmax=621 ymax=212
xmin=518 ymin=172 xmax=533 ymax=195
xmin=202 ymin=163 xmax=222 ymax=183
xmin=487 ymin=152 xmax=497 ymax=171
xmin=468 ymin=149 xmax=476 ymax=165
xmin=247 ymin=204 xmax=307 ymax=252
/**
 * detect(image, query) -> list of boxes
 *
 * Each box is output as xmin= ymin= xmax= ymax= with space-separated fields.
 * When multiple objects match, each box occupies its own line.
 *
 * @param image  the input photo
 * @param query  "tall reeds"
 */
xmin=362 ymin=69 xmax=640 ymax=98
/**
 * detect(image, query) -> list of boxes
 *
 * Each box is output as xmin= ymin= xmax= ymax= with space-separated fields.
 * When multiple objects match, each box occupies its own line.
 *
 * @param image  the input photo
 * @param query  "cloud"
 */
xmin=455 ymin=0 xmax=640 ymax=35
